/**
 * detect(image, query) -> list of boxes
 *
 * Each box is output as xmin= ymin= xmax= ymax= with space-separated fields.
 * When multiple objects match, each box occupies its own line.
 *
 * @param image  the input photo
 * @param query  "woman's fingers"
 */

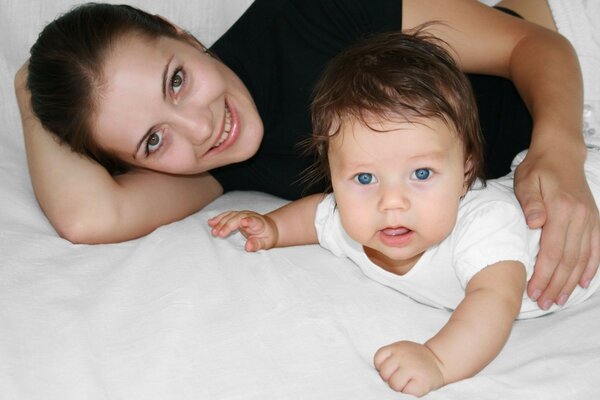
xmin=581 ymin=225 xmax=600 ymax=288
xmin=515 ymin=152 xmax=600 ymax=308
xmin=528 ymin=192 xmax=598 ymax=308
xmin=518 ymin=182 xmax=547 ymax=229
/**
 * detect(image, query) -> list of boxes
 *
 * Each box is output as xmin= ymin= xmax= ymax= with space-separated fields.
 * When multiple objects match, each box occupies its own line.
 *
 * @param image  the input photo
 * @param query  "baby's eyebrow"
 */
xmin=408 ymin=151 xmax=447 ymax=161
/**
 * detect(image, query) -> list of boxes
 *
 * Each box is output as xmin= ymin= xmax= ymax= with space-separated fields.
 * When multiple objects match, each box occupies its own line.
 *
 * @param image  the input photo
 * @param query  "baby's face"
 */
xmin=328 ymin=117 xmax=468 ymax=275
xmin=93 ymin=34 xmax=263 ymax=175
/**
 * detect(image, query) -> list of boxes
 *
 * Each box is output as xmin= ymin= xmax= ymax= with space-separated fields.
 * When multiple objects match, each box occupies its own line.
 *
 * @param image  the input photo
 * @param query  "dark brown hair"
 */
xmin=27 ymin=3 xmax=200 ymax=174
xmin=308 ymin=29 xmax=485 ymax=191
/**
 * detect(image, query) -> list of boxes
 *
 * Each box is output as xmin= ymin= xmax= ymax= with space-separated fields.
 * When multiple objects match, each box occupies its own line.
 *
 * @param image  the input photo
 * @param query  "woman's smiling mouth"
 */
xmin=212 ymin=103 xmax=232 ymax=149
xmin=205 ymin=100 xmax=239 ymax=157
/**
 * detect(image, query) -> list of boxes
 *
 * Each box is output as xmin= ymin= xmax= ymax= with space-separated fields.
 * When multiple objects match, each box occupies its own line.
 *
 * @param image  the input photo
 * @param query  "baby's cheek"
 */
xmin=431 ymin=210 xmax=459 ymax=242
xmin=338 ymin=212 xmax=367 ymax=241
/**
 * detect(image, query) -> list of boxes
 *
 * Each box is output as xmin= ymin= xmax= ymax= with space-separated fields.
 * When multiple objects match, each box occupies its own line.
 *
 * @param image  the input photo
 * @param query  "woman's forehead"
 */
xmin=106 ymin=33 xmax=172 ymax=65
xmin=93 ymin=36 xmax=171 ymax=154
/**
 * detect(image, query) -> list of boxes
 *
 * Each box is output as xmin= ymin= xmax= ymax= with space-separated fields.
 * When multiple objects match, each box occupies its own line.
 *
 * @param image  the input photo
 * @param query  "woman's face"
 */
xmin=93 ymin=33 xmax=263 ymax=174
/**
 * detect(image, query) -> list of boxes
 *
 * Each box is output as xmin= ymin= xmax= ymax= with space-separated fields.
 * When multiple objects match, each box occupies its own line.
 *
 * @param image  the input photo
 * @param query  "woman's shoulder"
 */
xmin=217 ymin=0 xmax=401 ymax=40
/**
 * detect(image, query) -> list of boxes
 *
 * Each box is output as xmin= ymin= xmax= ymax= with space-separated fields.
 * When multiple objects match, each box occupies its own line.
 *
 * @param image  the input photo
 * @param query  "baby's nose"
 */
xmin=379 ymin=185 xmax=410 ymax=211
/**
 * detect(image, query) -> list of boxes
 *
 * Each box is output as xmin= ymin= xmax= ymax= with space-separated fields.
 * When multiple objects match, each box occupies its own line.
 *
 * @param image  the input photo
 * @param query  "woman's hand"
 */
xmin=514 ymin=147 xmax=600 ymax=310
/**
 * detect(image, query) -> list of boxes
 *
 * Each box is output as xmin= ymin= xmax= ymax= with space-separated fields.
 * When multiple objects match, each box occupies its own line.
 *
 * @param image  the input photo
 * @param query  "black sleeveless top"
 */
xmin=210 ymin=0 xmax=531 ymax=199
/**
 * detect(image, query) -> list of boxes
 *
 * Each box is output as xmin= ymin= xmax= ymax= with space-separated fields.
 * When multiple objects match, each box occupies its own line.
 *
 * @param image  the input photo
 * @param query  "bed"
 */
xmin=1 ymin=1 xmax=599 ymax=399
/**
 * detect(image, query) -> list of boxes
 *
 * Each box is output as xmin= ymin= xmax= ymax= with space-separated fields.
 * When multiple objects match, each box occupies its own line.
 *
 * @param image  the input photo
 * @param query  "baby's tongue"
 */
xmin=382 ymin=227 xmax=409 ymax=236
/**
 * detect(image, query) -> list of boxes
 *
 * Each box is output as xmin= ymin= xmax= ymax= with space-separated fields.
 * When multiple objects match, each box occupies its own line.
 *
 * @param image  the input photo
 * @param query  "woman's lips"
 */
xmin=212 ymin=104 xmax=231 ymax=148
xmin=205 ymin=99 xmax=239 ymax=156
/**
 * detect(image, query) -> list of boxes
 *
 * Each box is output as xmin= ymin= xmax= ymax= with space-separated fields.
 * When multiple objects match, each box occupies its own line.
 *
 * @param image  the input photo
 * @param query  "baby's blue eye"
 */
xmin=412 ymin=168 xmax=432 ymax=181
xmin=355 ymin=173 xmax=377 ymax=185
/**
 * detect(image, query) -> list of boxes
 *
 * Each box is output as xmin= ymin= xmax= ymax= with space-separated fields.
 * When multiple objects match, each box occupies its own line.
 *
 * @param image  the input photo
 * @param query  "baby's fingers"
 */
xmin=374 ymin=346 xmax=393 ymax=372
xmin=209 ymin=211 xmax=249 ymax=237
xmin=242 ymin=217 xmax=279 ymax=251
xmin=375 ymin=352 xmax=415 ymax=394
xmin=245 ymin=236 xmax=270 ymax=252
xmin=374 ymin=348 xmax=401 ymax=385
xmin=207 ymin=211 xmax=230 ymax=227
xmin=239 ymin=215 xmax=267 ymax=236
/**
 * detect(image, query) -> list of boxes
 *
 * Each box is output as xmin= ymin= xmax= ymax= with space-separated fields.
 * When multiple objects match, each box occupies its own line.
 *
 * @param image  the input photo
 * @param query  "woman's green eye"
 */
xmin=171 ymin=69 xmax=184 ymax=93
xmin=146 ymin=131 xmax=163 ymax=154
xmin=148 ymin=133 xmax=159 ymax=145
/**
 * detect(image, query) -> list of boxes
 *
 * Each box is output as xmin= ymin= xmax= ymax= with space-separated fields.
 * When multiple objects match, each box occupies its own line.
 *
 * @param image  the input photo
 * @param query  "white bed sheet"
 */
xmin=1 ymin=1 xmax=599 ymax=399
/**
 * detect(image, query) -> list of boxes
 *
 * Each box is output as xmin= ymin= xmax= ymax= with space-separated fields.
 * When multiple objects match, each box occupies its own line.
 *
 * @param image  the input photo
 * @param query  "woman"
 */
xmin=14 ymin=0 xmax=598 ymax=310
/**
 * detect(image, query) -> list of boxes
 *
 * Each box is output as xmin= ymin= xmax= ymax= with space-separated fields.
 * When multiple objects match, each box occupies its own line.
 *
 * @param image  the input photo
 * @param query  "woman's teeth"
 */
xmin=213 ymin=105 xmax=232 ymax=149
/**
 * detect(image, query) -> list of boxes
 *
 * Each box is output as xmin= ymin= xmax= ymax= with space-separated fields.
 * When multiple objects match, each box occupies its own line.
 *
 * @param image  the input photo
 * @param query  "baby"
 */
xmin=209 ymin=30 xmax=600 ymax=396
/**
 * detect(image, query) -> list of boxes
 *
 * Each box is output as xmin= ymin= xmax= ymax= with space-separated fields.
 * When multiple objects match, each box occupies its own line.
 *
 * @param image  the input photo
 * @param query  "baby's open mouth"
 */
xmin=379 ymin=226 xmax=414 ymax=247
xmin=382 ymin=227 xmax=410 ymax=236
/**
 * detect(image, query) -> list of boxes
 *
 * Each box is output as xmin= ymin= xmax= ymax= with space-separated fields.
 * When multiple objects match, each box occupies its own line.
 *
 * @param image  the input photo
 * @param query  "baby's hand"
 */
xmin=208 ymin=211 xmax=278 ymax=252
xmin=374 ymin=341 xmax=445 ymax=397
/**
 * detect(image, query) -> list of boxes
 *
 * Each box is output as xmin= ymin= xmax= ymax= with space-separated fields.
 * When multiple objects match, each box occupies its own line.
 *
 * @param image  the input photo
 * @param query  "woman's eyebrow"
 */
xmin=133 ymin=129 xmax=153 ymax=159
xmin=132 ymin=55 xmax=175 ymax=159
xmin=162 ymin=55 xmax=175 ymax=100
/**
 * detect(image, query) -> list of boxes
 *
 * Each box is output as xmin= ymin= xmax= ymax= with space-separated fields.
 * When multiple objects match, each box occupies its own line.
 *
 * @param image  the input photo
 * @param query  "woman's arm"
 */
xmin=494 ymin=0 xmax=600 ymax=309
xmin=15 ymin=63 xmax=223 ymax=244
xmin=374 ymin=260 xmax=525 ymax=396
xmin=402 ymin=1 xmax=583 ymax=161
xmin=403 ymin=0 xmax=599 ymax=307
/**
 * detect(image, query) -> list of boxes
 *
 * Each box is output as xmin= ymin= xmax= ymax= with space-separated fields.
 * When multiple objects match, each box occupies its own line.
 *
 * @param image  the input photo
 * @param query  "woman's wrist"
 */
xmin=527 ymin=123 xmax=587 ymax=163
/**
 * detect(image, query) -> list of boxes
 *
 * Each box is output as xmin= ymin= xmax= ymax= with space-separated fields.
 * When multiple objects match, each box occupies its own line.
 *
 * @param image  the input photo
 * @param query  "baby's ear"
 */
xmin=462 ymin=156 xmax=474 ymax=194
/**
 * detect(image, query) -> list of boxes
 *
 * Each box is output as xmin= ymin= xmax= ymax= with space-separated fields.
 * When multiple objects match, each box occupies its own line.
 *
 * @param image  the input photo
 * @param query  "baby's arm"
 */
xmin=374 ymin=260 xmax=526 ymax=396
xmin=209 ymin=193 xmax=324 ymax=251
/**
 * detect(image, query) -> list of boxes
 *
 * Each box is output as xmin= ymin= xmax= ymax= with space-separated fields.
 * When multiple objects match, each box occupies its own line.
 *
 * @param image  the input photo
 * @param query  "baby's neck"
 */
xmin=363 ymin=246 xmax=423 ymax=276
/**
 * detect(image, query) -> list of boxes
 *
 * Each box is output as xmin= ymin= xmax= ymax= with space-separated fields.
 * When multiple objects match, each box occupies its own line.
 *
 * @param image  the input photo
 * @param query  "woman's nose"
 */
xmin=176 ymin=107 xmax=213 ymax=146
